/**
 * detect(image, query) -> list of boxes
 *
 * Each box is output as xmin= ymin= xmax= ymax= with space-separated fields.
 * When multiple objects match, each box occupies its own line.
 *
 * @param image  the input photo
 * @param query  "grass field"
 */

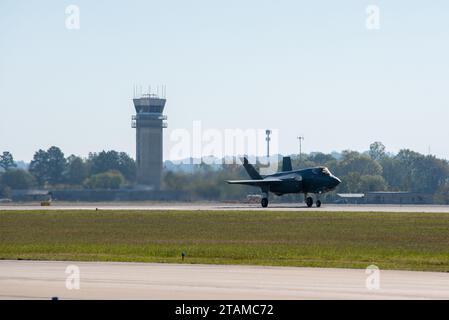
xmin=1 ymin=210 xmax=449 ymax=271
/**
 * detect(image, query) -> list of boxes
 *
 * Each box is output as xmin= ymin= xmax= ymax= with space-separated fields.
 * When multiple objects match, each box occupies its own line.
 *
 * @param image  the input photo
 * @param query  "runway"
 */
xmin=1 ymin=202 xmax=449 ymax=213
xmin=1 ymin=260 xmax=449 ymax=300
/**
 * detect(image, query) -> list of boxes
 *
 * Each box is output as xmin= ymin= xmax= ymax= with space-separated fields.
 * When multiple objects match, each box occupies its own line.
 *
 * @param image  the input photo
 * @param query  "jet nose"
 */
xmin=333 ymin=176 xmax=341 ymax=187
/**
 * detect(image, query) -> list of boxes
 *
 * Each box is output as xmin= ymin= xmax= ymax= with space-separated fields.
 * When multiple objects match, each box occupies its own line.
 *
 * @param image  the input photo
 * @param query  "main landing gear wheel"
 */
xmin=306 ymin=197 xmax=314 ymax=208
xmin=261 ymin=198 xmax=269 ymax=208
xmin=316 ymin=200 xmax=322 ymax=208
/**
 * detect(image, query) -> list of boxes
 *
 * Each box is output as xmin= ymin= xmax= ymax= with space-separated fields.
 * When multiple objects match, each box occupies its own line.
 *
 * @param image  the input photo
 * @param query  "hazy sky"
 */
xmin=1 ymin=0 xmax=448 ymax=162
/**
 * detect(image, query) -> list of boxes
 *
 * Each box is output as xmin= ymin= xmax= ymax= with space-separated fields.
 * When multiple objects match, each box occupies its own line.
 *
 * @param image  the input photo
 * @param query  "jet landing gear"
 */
xmin=261 ymin=198 xmax=269 ymax=208
xmin=316 ymin=192 xmax=323 ymax=208
xmin=305 ymin=195 xmax=322 ymax=208
xmin=306 ymin=197 xmax=314 ymax=208
xmin=261 ymin=192 xmax=269 ymax=208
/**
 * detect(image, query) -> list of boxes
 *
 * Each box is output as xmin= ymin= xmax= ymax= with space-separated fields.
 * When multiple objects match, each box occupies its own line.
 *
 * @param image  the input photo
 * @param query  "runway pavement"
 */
xmin=1 ymin=260 xmax=449 ymax=300
xmin=1 ymin=202 xmax=449 ymax=212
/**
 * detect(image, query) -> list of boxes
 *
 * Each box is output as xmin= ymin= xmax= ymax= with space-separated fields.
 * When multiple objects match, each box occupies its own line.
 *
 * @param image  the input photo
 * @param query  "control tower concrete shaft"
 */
xmin=131 ymin=93 xmax=167 ymax=189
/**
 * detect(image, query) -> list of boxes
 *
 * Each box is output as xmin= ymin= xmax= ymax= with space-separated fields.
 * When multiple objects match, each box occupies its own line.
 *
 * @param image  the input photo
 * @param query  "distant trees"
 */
xmin=326 ymin=146 xmax=449 ymax=195
xmin=65 ymin=155 xmax=89 ymax=185
xmin=0 ymin=151 xmax=17 ymax=171
xmin=89 ymin=151 xmax=136 ymax=182
xmin=338 ymin=172 xmax=362 ymax=194
xmin=337 ymin=172 xmax=388 ymax=194
xmin=163 ymin=163 xmax=252 ymax=200
xmin=435 ymin=183 xmax=449 ymax=204
xmin=46 ymin=146 xmax=67 ymax=184
xmin=369 ymin=141 xmax=386 ymax=161
xmin=0 ymin=169 xmax=35 ymax=190
xmin=336 ymin=151 xmax=383 ymax=177
xmin=29 ymin=147 xmax=66 ymax=185
xmin=308 ymin=153 xmax=336 ymax=166
xmin=380 ymin=150 xmax=449 ymax=193
xmin=28 ymin=150 xmax=48 ymax=185
xmin=359 ymin=175 xmax=388 ymax=192
xmin=24 ymin=147 xmax=136 ymax=188
xmin=0 ymin=151 xmax=21 ymax=197
xmin=84 ymin=170 xmax=125 ymax=189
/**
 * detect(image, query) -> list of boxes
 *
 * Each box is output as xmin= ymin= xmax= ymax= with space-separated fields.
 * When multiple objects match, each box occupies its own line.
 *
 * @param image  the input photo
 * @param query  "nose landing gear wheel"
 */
xmin=306 ymin=197 xmax=314 ymax=208
xmin=316 ymin=200 xmax=322 ymax=208
xmin=261 ymin=198 xmax=269 ymax=208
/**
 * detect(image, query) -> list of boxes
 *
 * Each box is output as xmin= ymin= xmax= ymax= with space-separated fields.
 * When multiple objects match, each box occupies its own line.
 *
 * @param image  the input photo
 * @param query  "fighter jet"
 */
xmin=226 ymin=157 xmax=341 ymax=208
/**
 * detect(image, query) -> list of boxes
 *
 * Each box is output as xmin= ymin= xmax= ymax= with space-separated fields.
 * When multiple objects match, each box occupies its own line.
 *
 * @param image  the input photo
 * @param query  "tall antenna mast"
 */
xmin=297 ymin=136 xmax=305 ymax=166
xmin=265 ymin=130 xmax=272 ymax=158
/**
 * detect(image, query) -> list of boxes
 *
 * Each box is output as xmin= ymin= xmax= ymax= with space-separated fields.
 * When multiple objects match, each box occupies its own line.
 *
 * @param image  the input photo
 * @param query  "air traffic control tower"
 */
xmin=132 ymin=93 xmax=167 ymax=189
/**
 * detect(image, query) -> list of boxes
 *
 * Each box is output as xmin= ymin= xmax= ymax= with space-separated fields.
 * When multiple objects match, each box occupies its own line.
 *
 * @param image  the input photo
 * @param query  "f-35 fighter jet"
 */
xmin=227 ymin=157 xmax=341 ymax=208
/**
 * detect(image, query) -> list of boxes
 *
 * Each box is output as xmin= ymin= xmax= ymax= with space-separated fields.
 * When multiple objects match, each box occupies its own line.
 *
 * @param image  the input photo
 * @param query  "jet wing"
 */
xmin=226 ymin=178 xmax=283 ymax=186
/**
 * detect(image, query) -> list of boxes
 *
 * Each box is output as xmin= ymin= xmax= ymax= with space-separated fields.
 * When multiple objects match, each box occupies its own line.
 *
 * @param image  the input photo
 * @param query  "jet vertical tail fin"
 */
xmin=282 ymin=157 xmax=293 ymax=172
xmin=242 ymin=157 xmax=262 ymax=180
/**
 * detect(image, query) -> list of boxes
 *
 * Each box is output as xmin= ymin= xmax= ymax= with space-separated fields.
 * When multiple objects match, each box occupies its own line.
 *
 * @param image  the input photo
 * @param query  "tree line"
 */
xmin=0 ymin=142 xmax=448 ymax=203
xmin=0 ymin=147 xmax=136 ymax=197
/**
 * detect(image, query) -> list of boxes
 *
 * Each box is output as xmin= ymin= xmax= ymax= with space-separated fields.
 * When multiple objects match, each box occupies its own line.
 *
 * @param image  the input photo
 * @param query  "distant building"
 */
xmin=337 ymin=192 xmax=434 ymax=205
xmin=336 ymin=193 xmax=365 ymax=204
xmin=11 ymin=190 xmax=51 ymax=202
xmin=365 ymin=192 xmax=433 ymax=205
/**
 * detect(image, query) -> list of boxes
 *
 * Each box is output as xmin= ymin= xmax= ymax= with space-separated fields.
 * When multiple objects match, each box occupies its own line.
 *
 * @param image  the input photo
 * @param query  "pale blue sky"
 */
xmin=1 ymin=0 xmax=448 ymax=161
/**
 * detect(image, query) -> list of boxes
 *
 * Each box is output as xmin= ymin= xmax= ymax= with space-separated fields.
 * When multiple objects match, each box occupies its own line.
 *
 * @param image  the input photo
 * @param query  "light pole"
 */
xmin=297 ymin=136 xmax=304 ymax=165
xmin=266 ymin=130 xmax=272 ymax=158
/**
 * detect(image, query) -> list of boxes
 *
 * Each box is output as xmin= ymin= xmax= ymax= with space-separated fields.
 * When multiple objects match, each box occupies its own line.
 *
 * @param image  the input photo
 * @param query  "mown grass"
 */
xmin=0 ymin=210 xmax=449 ymax=271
